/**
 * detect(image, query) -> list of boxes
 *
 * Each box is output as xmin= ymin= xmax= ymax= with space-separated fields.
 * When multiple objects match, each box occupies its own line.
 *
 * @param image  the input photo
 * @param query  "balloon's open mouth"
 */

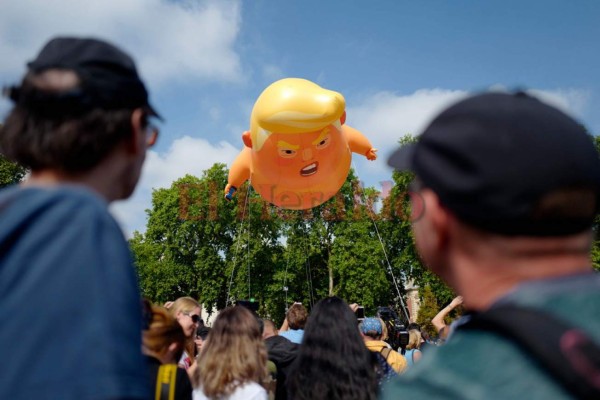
xmin=300 ymin=162 xmax=319 ymax=176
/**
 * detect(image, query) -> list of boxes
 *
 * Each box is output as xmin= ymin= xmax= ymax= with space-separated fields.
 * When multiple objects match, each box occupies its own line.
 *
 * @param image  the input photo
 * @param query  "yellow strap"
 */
xmin=155 ymin=364 xmax=177 ymax=400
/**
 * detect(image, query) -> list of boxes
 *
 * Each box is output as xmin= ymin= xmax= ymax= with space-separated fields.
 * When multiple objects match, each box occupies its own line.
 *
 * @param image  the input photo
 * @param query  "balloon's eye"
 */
xmin=316 ymin=134 xmax=331 ymax=149
xmin=279 ymin=148 xmax=297 ymax=158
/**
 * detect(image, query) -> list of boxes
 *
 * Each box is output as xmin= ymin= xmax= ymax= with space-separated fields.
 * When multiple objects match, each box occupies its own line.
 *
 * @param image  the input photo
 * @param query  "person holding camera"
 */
xmin=360 ymin=318 xmax=407 ymax=374
xmin=279 ymin=303 xmax=308 ymax=344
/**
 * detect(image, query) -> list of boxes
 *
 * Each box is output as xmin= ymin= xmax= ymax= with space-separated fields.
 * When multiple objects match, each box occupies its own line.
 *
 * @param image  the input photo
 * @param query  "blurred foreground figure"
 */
xmin=143 ymin=303 xmax=193 ymax=400
xmin=0 ymin=36 xmax=161 ymax=400
xmin=385 ymin=92 xmax=600 ymax=399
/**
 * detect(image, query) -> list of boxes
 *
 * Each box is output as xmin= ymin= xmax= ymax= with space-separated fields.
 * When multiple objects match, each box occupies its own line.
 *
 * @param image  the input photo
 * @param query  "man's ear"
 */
xmin=423 ymin=190 xmax=450 ymax=252
xmin=168 ymin=342 xmax=179 ymax=354
xmin=414 ymin=189 xmax=451 ymax=275
xmin=127 ymin=108 xmax=146 ymax=155
xmin=242 ymin=131 xmax=253 ymax=148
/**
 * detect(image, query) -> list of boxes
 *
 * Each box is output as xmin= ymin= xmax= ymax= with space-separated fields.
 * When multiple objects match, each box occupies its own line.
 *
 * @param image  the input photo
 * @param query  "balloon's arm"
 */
xmin=225 ymin=147 xmax=252 ymax=200
xmin=343 ymin=125 xmax=377 ymax=160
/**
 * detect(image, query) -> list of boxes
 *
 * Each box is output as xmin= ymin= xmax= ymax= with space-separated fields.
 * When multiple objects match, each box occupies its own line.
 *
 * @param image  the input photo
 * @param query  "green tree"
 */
xmin=0 ymin=124 xmax=27 ymax=187
xmin=415 ymin=285 xmax=440 ymax=337
xmin=131 ymin=164 xmax=286 ymax=320
xmin=0 ymin=155 xmax=26 ymax=187
xmin=131 ymin=165 xmax=238 ymax=312
xmin=591 ymin=135 xmax=600 ymax=272
xmin=278 ymin=169 xmax=391 ymax=314
xmin=379 ymin=135 xmax=456 ymax=316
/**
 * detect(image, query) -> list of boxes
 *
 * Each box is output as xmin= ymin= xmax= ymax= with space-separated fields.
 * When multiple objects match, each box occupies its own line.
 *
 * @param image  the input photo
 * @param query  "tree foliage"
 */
xmin=133 ymin=129 xmax=600 ymax=325
xmin=591 ymin=135 xmax=600 ymax=272
xmin=0 ymin=125 xmax=27 ymax=187
xmin=131 ymin=164 xmax=405 ymax=324
xmin=415 ymin=285 xmax=440 ymax=337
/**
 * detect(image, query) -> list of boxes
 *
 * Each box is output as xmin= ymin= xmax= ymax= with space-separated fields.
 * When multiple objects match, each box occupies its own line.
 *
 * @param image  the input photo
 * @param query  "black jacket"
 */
xmin=265 ymin=335 xmax=299 ymax=400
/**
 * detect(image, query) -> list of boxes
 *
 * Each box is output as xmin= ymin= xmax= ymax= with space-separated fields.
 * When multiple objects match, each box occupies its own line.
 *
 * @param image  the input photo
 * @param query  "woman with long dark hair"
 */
xmin=286 ymin=296 xmax=380 ymax=400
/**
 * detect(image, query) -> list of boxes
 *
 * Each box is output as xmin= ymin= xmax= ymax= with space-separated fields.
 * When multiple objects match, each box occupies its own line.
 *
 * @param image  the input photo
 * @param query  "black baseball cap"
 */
xmin=6 ymin=36 xmax=161 ymax=119
xmin=388 ymin=92 xmax=600 ymax=236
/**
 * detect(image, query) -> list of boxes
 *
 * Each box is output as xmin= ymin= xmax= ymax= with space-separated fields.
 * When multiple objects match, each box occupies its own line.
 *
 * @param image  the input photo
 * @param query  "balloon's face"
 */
xmin=250 ymin=124 xmax=352 ymax=209
xmin=253 ymin=124 xmax=348 ymax=184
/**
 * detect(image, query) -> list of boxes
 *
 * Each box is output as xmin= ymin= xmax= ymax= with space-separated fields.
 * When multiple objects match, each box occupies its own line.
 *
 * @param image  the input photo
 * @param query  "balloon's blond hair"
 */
xmin=250 ymin=78 xmax=345 ymax=151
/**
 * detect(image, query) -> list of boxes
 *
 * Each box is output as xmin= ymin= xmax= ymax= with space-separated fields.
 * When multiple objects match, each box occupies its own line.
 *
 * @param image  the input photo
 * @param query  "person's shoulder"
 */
xmin=0 ymin=185 xmax=110 ymax=221
xmin=230 ymin=381 xmax=267 ymax=400
xmin=387 ymin=326 xmax=574 ymax=399
xmin=279 ymin=329 xmax=302 ymax=342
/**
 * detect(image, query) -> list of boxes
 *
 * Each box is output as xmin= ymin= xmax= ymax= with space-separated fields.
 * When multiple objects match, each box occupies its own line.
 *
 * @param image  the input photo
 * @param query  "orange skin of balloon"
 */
xmin=225 ymin=123 xmax=377 ymax=210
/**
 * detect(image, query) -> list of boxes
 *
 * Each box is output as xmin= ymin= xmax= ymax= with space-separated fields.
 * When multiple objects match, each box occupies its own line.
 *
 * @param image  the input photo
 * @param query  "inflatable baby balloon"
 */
xmin=225 ymin=78 xmax=377 ymax=210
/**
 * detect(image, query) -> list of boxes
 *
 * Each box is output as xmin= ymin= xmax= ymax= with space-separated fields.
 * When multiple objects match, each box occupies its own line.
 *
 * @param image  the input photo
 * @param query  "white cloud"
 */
xmin=346 ymin=87 xmax=591 ymax=180
xmin=0 ymin=0 xmax=242 ymax=85
xmin=527 ymin=88 xmax=590 ymax=119
xmin=111 ymin=136 xmax=241 ymax=236
xmin=346 ymin=89 xmax=469 ymax=178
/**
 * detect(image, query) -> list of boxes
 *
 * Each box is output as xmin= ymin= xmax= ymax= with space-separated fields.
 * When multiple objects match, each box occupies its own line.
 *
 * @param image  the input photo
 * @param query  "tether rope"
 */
xmin=226 ymin=182 xmax=252 ymax=307
xmin=351 ymin=161 xmax=411 ymax=323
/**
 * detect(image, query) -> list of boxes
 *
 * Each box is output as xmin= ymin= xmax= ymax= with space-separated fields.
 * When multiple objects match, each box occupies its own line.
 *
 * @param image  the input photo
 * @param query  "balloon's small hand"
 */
xmin=366 ymin=148 xmax=378 ymax=161
xmin=224 ymin=185 xmax=237 ymax=200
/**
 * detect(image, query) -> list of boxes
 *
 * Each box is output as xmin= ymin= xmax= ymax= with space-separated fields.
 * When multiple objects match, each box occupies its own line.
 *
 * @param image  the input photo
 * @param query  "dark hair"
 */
xmin=0 ymin=70 xmax=140 ymax=172
xmin=287 ymin=297 xmax=378 ymax=400
xmin=287 ymin=303 xmax=308 ymax=330
xmin=407 ymin=322 xmax=421 ymax=331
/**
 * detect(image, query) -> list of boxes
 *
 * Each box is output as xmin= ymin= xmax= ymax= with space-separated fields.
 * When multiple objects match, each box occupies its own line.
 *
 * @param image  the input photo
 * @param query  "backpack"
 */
xmin=460 ymin=304 xmax=600 ymax=400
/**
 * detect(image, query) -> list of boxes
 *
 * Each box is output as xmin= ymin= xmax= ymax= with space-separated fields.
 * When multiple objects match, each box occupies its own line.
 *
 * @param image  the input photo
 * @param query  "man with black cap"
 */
xmin=0 ymin=37 xmax=161 ymax=399
xmin=382 ymin=92 xmax=600 ymax=399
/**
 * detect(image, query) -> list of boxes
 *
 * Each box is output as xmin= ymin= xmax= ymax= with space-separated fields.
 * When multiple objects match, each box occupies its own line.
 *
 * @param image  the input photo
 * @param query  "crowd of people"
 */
xmin=1 ymin=35 xmax=599 ymax=400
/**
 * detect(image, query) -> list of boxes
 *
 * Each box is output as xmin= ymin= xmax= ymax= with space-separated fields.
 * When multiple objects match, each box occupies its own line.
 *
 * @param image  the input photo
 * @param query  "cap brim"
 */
xmin=387 ymin=143 xmax=416 ymax=171
xmin=147 ymin=103 xmax=164 ymax=121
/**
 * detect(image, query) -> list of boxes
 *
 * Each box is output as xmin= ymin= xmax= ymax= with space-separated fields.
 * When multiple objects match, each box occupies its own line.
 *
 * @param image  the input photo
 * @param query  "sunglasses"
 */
xmin=183 ymin=312 xmax=201 ymax=324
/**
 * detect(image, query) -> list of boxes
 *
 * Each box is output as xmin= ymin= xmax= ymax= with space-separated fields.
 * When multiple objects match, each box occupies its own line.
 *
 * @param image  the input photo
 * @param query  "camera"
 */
xmin=236 ymin=299 xmax=259 ymax=313
xmin=377 ymin=306 xmax=409 ymax=351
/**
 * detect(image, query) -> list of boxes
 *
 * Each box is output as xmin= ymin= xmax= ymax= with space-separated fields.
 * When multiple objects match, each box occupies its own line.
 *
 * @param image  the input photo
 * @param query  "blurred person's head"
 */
xmin=406 ymin=329 xmax=422 ymax=350
xmin=0 ymin=37 xmax=161 ymax=201
xmin=287 ymin=296 xmax=378 ymax=400
xmin=388 ymin=92 xmax=600 ymax=311
xmin=421 ymin=330 xmax=431 ymax=343
xmin=262 ymin=319 xmax=278 ymax=339
xmin=407 ymin=322 xmax=421 ymax=331
xmin=378 ymin=317 xmax=389 ymax=341
xmin=169 ymin=297 xmax=201 ymax=338
xmin=143 ymin=305 xmax=186 ymax=364
xmin=287 ymin=303 xmax=308 ymax=330
xmin=195 ymin=306 xmax=268 ymax=398
xmin=360 ymin=318 xmax=383 ymax=341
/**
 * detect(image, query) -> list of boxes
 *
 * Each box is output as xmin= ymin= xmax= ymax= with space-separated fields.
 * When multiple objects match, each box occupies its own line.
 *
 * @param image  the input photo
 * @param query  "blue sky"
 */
xmin=1 ymin=0 xmax=599 ymax=235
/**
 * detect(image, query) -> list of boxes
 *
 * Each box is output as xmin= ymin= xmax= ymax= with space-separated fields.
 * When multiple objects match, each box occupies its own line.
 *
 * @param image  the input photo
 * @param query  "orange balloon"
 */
xmin=225 ymin=78 xmax=377 ymax=210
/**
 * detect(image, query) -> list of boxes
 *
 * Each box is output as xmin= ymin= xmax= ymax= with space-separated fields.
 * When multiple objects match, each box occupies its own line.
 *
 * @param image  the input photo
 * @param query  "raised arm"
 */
xmin=224 ymin=146 xmax=252 ymax=200
xmin=432 ymin=296 xmax=463 ymax=339
xmin=343 ymin=125 xmax=377 ymax=160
